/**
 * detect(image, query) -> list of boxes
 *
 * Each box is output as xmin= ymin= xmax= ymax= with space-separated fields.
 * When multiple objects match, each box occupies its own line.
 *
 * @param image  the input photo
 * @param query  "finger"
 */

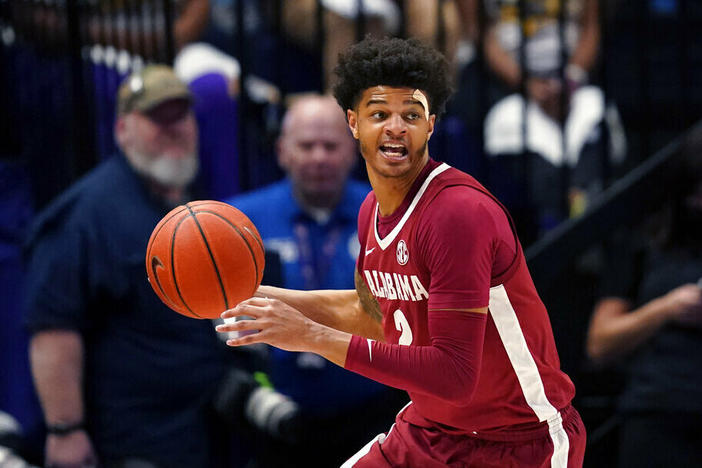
xmin=221 ymin=303 xmax=263 ymax=319
xmin=247 ymin=296 xmax=275 ymax=305
xmin=215 ymin=318 xmax=261 ymax=333
xmin=221 ymin=297 xmax=273 ymax=319
xmin=226 ymin=331 xmax=265 ymax=347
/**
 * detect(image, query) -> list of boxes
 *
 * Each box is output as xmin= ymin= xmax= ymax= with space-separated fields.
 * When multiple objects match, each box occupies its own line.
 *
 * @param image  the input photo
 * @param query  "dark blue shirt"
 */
xmin=227 ymin=179 xmax=389 ymax=413
xmin=620 ymin=249 xmax=702 ymax=414
xmin=24 ymin=155 xmax=228 ymax=467
xmin=602 ymin=240 xmax=702 ymax=414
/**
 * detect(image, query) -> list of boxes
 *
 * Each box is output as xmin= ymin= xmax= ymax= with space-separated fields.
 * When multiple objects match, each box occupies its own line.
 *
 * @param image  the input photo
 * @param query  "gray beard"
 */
xmin=128 ymin=150 xmax=199 ymax=189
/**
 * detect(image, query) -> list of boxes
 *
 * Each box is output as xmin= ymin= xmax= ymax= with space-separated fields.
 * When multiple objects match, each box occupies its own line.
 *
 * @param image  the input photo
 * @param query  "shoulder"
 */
xmin=226 ymin=179 xmax=296 ymax=233
xmin=26 ymin=158 xmax=127 ymax=248
xmin=226 ymin=180 xmax=290 ymax=213
xmin=419 ymin=179 xmax=511 ymax=245
xmin=432 ymin=180 xmax=505 ymax=220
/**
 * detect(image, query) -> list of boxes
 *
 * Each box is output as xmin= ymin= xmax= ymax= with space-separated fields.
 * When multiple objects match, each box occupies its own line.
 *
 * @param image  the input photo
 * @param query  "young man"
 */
xmin=216 ymin=36 xmax=585 ymax=467
xmin=226 ymin=94 xmax=406 ymax=467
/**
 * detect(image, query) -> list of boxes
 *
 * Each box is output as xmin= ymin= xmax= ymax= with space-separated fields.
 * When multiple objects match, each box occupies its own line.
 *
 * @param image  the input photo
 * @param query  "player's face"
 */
xmin=347 ymin=86 xmax=435 ymax=182
xmin=278 ymin=102 xmax=356 ymax=209
xmin=118 ymin=98 xmax=199 ymax=188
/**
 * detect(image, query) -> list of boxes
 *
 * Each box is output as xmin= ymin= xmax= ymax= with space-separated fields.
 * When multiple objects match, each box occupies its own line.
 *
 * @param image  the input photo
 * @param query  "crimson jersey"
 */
xmin=348 ymin=160 xmax=575 ymax=438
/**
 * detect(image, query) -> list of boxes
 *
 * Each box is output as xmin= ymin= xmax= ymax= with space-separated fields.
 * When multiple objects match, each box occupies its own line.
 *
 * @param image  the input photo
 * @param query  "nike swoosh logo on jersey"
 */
xmin=365 ymin=247 xmax=376 ymax=255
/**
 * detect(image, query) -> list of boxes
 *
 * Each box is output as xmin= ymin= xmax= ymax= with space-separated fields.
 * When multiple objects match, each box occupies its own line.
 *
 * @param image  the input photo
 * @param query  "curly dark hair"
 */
xmin=332 ymin=36 xmax=453 ymax=118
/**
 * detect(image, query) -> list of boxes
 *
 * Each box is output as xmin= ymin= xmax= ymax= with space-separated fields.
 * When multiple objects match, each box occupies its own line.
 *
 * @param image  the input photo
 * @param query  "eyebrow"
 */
xmin=364 ymin=98 xmax=425 ymax=109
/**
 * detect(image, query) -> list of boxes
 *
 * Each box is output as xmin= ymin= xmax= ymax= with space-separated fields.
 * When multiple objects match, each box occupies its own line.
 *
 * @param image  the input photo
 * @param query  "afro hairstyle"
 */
xmin=332 ymin=36 xmax=454 ymax=118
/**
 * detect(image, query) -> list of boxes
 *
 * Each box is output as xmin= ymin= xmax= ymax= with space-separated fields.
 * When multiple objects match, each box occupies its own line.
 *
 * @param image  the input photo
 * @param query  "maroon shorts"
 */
xmin=342 ymin=405 xmax=586 ymax=468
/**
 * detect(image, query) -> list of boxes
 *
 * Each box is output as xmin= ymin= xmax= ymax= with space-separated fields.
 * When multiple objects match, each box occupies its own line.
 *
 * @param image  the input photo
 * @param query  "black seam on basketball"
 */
xmin=171 ymin=210 xmax=201 ymax=318
xmin=185 ymin=204 xmax=230 ymax=311
xmin=146 ymin=206 xmax=188 ymax=265
xmin=150 ymin=256 xmax=179 ymax=310
xmin=191 ymin=209 xmax=261 ymax=290
xmin=147 ymin=207 xmax=190 ymax=312
xmin=242 ymin=226 xmax=265 ymax=294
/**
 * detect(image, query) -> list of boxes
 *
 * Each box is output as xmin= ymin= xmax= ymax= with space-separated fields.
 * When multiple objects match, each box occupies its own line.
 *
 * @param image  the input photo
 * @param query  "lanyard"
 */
xmin=293 ymin=216 xmax=344 ymax=290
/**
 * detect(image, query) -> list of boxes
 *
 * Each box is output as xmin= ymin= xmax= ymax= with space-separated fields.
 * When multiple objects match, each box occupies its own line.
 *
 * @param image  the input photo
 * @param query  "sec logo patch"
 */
xmin=396 ymin=240 xmax=409 ymax=265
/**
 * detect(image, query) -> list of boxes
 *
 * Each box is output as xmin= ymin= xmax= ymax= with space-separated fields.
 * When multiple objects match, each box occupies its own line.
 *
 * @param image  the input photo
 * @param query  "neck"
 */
xmin=369 ymin=155 xmax=429 ymax=216
xmin=148 ymin=180 xmax=186 ymax=207
xmin=293 ymin=186 xmax=341 ymax=216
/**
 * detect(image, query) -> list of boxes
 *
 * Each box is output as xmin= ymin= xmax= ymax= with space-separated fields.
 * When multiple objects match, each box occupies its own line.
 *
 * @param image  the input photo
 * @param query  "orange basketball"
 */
xmin=145 ymin=200 xmax=265 ymax=319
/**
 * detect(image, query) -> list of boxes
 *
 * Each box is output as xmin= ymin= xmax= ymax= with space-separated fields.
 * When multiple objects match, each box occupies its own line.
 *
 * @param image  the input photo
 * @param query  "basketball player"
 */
xmin=216 ymin=36 xmax=586 ymax=467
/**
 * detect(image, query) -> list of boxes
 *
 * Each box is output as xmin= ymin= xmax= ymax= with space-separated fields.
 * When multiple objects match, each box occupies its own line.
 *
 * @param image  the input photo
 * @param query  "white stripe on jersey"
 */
xmin=489 ymin=284 xmax=569 ymax=468
xmin=340 ymin=432 xmax=385 ymax=468
xmin=341 ymin=401 xmax=411 ymax=467
xmin=374 ymin=163 xmax=451 ymax=250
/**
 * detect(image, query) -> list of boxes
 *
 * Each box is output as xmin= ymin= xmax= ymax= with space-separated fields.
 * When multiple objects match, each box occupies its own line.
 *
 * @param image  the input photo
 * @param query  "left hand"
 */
xmin=216 ymin=297 xmax=320 ymax=352
xmin=668 ymin=283 xmax=702 ymax=328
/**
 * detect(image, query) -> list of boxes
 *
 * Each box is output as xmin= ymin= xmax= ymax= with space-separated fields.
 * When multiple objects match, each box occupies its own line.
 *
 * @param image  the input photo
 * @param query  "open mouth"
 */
xmin=379 ymin=143 xmax=408 ymax=160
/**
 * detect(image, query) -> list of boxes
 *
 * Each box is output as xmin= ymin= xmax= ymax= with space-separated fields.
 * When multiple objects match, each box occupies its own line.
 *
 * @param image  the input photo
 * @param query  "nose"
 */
xmin=384 ymin=114 xmax=407 ymax=137
xmin=310 ymin=144 xmax=329 ymax=163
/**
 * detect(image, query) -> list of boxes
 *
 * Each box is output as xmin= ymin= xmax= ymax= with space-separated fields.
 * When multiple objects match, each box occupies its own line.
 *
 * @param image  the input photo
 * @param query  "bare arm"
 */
xmin=455 ymin=0 xmax=480 ymax=43
xmin=568 ymin=0 xmax=600 ymax=73
xmin=587 ymin=283 xmax=702 ymax=364
xmin=30 ymin=329 xmax=97 ymax=467
xmin=255 ymin=269 xmax=384 ymax=340
xmin=173 ymin=0 xmax=211 ymax=50
xmin=218 ymin=270 xmax=385 ymax=367
xmin=218 ymin=296 xmax=354 ymax=367
xmin=483 ymin=22 xmax=522 ymax=88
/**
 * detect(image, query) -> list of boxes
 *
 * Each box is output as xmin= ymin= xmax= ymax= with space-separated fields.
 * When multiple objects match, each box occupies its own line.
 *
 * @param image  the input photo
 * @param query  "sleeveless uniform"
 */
xmin=343 ymin=160 xmax=585 ymax=467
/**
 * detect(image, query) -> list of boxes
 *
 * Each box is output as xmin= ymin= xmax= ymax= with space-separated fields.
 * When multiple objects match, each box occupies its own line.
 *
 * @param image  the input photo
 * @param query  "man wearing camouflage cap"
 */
xmin=24 ymin=65 xmax=233 ymax=468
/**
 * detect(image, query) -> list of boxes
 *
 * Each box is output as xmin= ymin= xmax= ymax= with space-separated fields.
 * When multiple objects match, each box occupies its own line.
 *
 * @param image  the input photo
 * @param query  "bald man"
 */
xmin=276 ymin=94 xmax=359 ymax=215
xmin=225 ymin=94 xmax=407 ymax=468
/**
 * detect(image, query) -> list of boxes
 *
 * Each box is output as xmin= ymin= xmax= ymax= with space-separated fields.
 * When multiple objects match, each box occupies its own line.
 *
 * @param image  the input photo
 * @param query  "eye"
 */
xmin=370 ymin=110 xmax=386 ymax=120
xmin=405 ymin=111 xmax=420 ymax=121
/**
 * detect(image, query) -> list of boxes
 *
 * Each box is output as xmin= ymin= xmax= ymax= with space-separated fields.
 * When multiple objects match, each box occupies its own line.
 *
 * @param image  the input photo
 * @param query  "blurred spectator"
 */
xmin=225 ymin=94 xmax=407 ymax=468
xmin=81 ymin=0 xmax=245 ymax=200
xmin=481 ymin=0 xmax=626 ymax=241
xmin=174 ymin=42 xmax=244 ymax=199
xmin=203 ymin=1 xmax=470 ymax=92
xmin=85 ymin=0 xmax=210 ymax=57
xmin=282 ymin=0 xmax=470 ymax=90
xmin=23 ymin=65 xmax=236 ymax=468
xmin=0 ymin=160 xmax=42 ymax=465
xmin=586 ymin=133 xmax=702 ymax=467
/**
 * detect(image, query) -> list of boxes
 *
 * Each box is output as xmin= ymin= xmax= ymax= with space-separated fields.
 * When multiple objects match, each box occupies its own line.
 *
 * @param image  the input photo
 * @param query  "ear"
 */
xmin=426 ymin=114 xmax=436 ymax=141
xmin=114 ymin=115 xmax=129 ymax=148
xmin=347 ymin=109 xmax=359 ymax=139
xmin=276 ymin=136 xmax=290 ymax=170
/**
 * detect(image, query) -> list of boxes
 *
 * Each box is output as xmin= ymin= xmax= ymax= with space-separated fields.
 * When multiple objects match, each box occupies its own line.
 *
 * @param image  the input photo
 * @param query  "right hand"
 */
xmin=46 ymin=430 xmax=98 ymax=468
xmin=664 ymin=283 xmax=702 ymax=328
xmin=218 ymin=297 xmax=324 ymax=353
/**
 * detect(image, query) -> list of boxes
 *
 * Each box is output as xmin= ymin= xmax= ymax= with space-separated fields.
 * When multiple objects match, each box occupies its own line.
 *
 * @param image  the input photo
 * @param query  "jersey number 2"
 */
xmin=393 ymin=309 xmax=414 ymax=345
